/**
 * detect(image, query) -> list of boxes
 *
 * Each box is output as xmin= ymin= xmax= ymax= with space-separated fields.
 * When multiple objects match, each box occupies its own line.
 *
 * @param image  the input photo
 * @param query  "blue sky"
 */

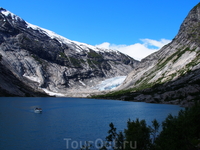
xmin=1 ymin=0 xmax=199 ymax=60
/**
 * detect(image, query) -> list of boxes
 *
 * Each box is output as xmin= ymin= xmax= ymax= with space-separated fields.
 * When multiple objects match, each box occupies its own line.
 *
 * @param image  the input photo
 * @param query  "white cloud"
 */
xmin=95 ymin=38 xmax=171 ymax=61
xmin=141 ymin=38 xmax=171 ymax=48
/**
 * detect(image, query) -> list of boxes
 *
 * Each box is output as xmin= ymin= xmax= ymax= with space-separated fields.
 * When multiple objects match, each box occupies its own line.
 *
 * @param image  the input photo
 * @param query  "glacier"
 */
xmin=94 ymin=76 xmax=126 ymax=91
xmin=0 ymin=7 xmax=138 ymax=97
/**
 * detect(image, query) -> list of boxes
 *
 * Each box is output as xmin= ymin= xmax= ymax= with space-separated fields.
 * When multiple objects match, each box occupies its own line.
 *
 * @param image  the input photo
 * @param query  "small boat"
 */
xmin=34 ymin=108 xmax=42 ymax=113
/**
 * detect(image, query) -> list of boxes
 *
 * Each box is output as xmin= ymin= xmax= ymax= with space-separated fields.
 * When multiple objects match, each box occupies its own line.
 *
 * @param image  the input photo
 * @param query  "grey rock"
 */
xmin=118 ymin=3 xmax=200 ymax=91
xmin=105 ymin=3 xmax=200 ymax=106
xmin=0 ymin=8 xmax=138 ymax=96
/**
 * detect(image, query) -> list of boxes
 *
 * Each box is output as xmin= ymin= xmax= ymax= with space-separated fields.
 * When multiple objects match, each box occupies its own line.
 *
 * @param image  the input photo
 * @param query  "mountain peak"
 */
xmin=0 ymin=8 xmax=23 ymax=22
xmin=99 ymin=3 xmax=200 ymax=106
xmin=174 ymin=2 xmax=200 ymax=44
xmin=0 ymin=7 xmax=138 ymax=96
xmin=192 ymin=2 xmax=200 ymax=10
xmin=0 ymin=8 xmax=123 ymax=54
xmin=0 ymin=7 xmax=6 ymax=11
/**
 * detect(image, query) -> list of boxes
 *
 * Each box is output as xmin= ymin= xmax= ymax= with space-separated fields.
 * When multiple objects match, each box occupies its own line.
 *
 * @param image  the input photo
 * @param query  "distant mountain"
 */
xmin=0 ymin=7 xmax=138 ymax=97
xmin=92 ymin=3 xmax=200 ymax=107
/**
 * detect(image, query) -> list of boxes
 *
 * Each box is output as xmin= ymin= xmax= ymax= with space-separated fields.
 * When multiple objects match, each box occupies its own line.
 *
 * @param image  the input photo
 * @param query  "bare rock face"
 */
xmin=0 ymin=60 xmax=47 ymax=97
xmin=118 ymin=3 xmax=200 ymax=90
xmin=0 ymin=8 xmax=138 ymax=97
xmin=97 ymin=3 xmax=200 ymax=106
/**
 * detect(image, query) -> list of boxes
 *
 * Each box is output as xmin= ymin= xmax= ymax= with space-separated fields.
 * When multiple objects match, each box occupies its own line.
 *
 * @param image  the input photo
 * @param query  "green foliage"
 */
xmin=186 ymin=51 xmax=200 ymax=69
xmin=155 ymin=103 xmax=200 ymax=150
xmin=88 ymin=51 xmax=103 ymax=59
xmin=97 ymin=119 xmax=157 ymax=150
xmin=57 ymin=52 xmax=86 ymax=68
xmin=97 ymin=103 xmax=200 ymax=150
xmin=132 ymin=47 xmax=198 ymax=92
xmin=106 ymin=122 xmax=125 ymax=150
xmin=90 ymin=88 xmax=133 ymax=100
xmin=125 ymin=119 xmax=151 ymax=150
xmin=58 ymin=51 xmax=67 ymax=58
xmin=91 ymin=46 xmax=200 ymax=101
xmin=149 ymin=119 xmax=160 ymax=143
xmin=31 ymin=54 xmax=43 ymax=64
xmin=68 ymin=56 xmax=83 ymax=68
xmin=172 ymin=47 xmax=189 ymax=63
xmin=156 ymin=47 xmax=190 ymax=70
xmin=86 ymin=50 xmax=105 ymax=68
xmin=87 ymin=59 xmax=97 ymax=68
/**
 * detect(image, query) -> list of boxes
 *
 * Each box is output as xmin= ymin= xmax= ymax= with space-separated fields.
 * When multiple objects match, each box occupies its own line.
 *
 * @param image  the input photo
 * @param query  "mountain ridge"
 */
xmin=91 ymin=3 xmax=200 ymax=107
xmin=0 ymin=7 xmax=138 ymax=97
xmin=119 ymin=2 xmax=200 ymax=90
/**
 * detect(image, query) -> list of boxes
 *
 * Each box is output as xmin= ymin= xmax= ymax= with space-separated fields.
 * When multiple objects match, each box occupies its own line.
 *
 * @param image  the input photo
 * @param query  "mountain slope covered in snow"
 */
xmin=0 ymin=7 xmax=138 ymax=97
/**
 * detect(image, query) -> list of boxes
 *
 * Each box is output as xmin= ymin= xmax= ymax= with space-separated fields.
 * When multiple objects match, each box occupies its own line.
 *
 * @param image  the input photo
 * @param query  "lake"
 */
xmin=0 ymin=97 xmax=182 ymax=150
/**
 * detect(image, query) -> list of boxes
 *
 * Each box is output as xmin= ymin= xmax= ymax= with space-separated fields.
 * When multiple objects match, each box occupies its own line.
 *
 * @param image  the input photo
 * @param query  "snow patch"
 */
xmin=1 ymin=8 xmax=120 ymax=54
xmin=79 ymin=80 xmax=86 ymax=86
xmin=25 ymin=22 xmax=103 ymax=53
xmin=1 ymin=9 xmax=23 ymax=22
xmin=23 ymin=75 xmax=41 ymax=83
xmin=94 ymin=76 xmax=126 ymax=91
xmin=26 ymin=22 xmax=72 ymax=44
xmin=41 ymin=88 xmax=65 ymax=97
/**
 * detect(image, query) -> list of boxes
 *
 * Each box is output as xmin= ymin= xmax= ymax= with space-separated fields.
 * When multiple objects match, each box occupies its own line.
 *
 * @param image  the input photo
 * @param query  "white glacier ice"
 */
xmin=94 ymin=76 xmax=126 ymax=91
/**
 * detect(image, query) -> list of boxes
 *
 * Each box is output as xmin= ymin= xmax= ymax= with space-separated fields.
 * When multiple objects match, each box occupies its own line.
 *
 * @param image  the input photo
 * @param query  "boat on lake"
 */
xmin=34 ymin=108 xmax=42 ymax=113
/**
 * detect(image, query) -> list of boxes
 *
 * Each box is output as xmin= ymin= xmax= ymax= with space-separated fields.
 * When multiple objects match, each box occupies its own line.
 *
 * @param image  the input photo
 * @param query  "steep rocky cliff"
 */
xmin=92 ymin=3 xmax=200 ymax=106
xmin=0 ymin=8 xmax=138 ymax=97
xmin=0 ymin=59 xmax=48 ymax=97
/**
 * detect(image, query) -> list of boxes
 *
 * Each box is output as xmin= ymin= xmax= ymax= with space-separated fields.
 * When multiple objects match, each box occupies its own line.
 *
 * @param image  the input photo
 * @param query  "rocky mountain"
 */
xmin=92 ymin=3 xmax=200 ymax=107
xmin=0 ymin=8 xmax=138 ymax=97
xmin=0 ymin=60 xmax=48 ymax=97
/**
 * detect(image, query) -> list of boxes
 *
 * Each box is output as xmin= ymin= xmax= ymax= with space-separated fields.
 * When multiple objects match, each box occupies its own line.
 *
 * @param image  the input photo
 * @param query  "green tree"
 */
xmin=124 ymin=118 xmax=151 ymax=150
xmin=155 ymin=103 xmax=200 ymax=150
xmin=95 ymin=102 xmax=200 ymax=150
xmin=105 ymin=122 xmax=125 ymax=150
xmin=149 ymin=119 xmax=160 ymax=143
